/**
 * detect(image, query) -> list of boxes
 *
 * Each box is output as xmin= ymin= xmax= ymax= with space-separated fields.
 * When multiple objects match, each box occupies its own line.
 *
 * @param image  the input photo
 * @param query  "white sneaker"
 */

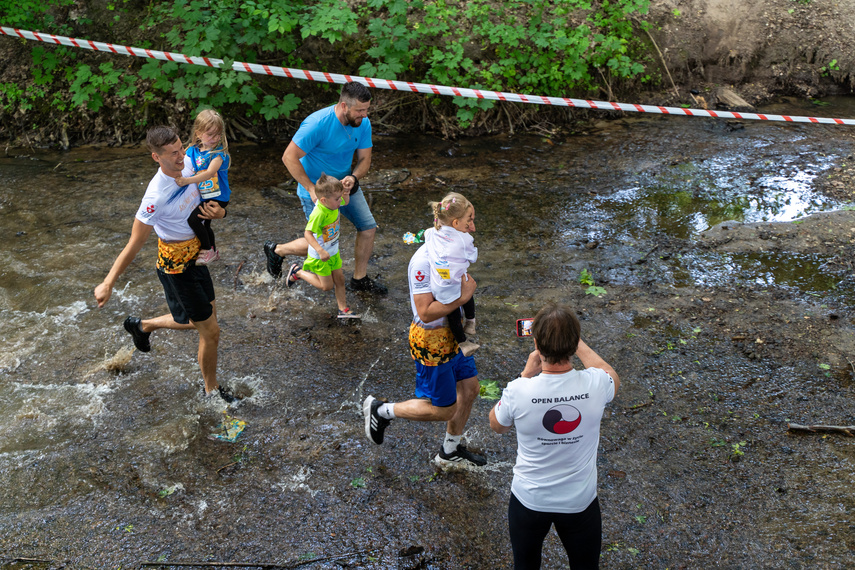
xmin=458 ymin=340 xmax=480 ymax=357
xmin=196 ymin=249 xmax=218 ymax=265
xmin=463 ymin=318 xmax=477 ymax=336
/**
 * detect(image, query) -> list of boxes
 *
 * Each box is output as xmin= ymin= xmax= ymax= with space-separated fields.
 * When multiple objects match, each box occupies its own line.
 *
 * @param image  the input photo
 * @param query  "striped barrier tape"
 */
xmin=3 ymin=26 xmax=854 ymax=126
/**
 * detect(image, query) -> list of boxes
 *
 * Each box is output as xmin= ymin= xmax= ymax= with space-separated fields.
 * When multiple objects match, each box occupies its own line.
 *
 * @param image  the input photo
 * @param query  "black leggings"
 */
xmin=447 ymin=296 xmax=475 ymax=343
xmin=508 ymin=493 xmax=601 ymax=570
xmin=188 ymin=199 xmax=228 ymax=250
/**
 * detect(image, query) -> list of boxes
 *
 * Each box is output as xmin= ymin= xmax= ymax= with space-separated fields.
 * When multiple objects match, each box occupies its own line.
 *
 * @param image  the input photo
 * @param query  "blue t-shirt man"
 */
xmin=292 ymin=105 xmax=372 ymax=192
xmin=279 ymin=81 xmax=386 ymax=294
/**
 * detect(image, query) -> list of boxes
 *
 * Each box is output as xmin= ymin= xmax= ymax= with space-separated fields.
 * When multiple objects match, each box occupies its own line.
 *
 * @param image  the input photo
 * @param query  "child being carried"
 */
xmin=424 ymin=192 xmax=478 ymax=356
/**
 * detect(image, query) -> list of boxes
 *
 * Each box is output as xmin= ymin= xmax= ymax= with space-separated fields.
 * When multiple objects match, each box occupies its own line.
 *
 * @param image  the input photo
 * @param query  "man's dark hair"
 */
xmin=340 ymin=81 xmax=372 ymax=104
xmin=531 ymin=304 xmax=581 ymax=364
xmin=146 ymin=126 xmax=179 ymax=154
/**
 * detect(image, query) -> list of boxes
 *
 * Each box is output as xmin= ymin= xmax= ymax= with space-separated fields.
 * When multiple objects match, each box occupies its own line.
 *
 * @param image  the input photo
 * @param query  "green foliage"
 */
xmin=819 ymin=59 xmax=839 ymax=77
xmin=4 ymin=0 xmax=653 ymax=136
xmin=579 ymin=268 xmax=606 ymax=297
xmin=141 ymin=0 xmax=305 ymax=120
xmin=359 ymin=0 xmax=651 ymax=125
xmin=69 ymin=62 xmax=135 ymax=112
xmin=479 ymin=379 xmax=501 ymax=400
xmin=0 ymin=0 xmax=75 ymax=31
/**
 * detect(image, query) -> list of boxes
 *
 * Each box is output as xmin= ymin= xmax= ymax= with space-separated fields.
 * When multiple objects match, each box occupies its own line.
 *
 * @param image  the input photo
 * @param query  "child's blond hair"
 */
xmin=315 ymin=173 xmax=344 ymax=198
xmin=189 ymin=109 xmax=229 ymax=157
xmin=429 ymin=192 xmax=472 ymax=230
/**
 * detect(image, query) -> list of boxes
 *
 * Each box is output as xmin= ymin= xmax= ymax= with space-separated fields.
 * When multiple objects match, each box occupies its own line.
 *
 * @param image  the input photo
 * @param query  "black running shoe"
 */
xmin=264 ymin=240 xmax=283 ymax=278
xmin=363 ymin=395 xmax=391 ymax=444
xmin=217 ymin=385 xmax=237 ymax=404
xmin=434 ymin=444 xmax=487 ymax=468
xmin=123 ymin=316 xmax=151 ymax=352
xmin=348 ymin=275 xmax=388 ymax=295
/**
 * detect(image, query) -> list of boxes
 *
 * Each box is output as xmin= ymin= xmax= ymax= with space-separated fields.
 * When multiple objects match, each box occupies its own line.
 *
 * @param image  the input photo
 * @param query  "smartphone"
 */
xmin=516 ymin=318 xmax=534 ymax=337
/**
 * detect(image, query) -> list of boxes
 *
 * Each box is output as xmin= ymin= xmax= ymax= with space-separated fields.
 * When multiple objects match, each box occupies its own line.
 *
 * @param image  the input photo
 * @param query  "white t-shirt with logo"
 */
xmin=408 ymin=243 xmax=447 ymax=329
xmin=134 ymin=158 xmax=200 ymax=242
xmin=493 ymin=367 xmax=615 ymax=513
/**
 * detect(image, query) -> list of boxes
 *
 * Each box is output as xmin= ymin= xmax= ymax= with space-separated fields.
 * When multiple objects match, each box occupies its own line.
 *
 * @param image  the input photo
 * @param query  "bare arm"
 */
xmin=412 ymin=273 xmax=476 ymax=323
xmin=93 ymin=219 xmax=153 ymax=307
xmin=304 ymin=230 xmax=329 ymax=261
xmin=282 ymin=142 xmax=315 ymax=201
xmin=575 ymin=339 xmax=620 ymax=393
xmin=342 ymin=147 xmax=372 ymax=193
xmin=175 ymin=155 xmax=223 ymax=186
xmin=489 ymin=406 xmax=511 ymax=434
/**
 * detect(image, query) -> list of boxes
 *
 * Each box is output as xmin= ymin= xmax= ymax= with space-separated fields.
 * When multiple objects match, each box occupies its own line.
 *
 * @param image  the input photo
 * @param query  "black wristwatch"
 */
xmin=347 ymin=175 xmax=360 ymax=195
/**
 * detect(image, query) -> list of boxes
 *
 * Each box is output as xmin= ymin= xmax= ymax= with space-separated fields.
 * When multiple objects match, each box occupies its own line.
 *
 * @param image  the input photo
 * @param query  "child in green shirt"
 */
xmin=285 ymin=174 xmax=360 ymax=319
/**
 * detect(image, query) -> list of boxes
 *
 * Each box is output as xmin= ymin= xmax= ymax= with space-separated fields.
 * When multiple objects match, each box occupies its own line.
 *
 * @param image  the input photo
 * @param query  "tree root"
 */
xmin=787 ymin=423 xmax=855 ymax=436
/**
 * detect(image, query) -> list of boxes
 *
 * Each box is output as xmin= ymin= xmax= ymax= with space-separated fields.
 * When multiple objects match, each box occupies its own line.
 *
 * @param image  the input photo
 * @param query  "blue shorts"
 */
xmin=414 ymin=351 xmax=479 ymax=407
xmin=298 ymin=186 xmax=377 ymax=231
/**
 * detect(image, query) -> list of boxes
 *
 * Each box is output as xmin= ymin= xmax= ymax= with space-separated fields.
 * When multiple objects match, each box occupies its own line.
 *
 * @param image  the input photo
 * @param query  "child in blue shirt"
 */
xmin=175 ymin=109 xmax=231 ymax=265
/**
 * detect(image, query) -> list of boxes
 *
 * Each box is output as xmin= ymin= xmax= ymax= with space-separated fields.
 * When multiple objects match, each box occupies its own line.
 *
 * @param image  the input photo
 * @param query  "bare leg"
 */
xmin=446 ymin=376 xmax=478 ymax=436
xmin=275 ymin=237 xmax=309 ymax=258
xmin=332 ymin=269 xmax=347 ymax=311
xmin=352 ymin=227 xmax=376 ymax=280
xmin=139 ymin=313 xmax=195 ymax=333
xmin=296 ymin=270 xmax=334 ymax=291
xmin=191 ymin=302 xmax=220 ymax=394
xmin=392 ymin=398 xmax=456 ymax=422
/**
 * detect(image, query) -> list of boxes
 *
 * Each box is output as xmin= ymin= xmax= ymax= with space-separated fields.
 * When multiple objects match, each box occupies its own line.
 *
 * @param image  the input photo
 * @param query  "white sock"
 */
xmin=378 ymin=403 xmax=396 ymax=420
xmin=443 ymin=433 xmax=462 ymax=454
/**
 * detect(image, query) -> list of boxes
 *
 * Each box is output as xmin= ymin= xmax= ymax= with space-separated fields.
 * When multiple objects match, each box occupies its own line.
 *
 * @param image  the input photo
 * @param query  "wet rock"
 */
xmin=716 ymin=87 xmax=756 ymax=112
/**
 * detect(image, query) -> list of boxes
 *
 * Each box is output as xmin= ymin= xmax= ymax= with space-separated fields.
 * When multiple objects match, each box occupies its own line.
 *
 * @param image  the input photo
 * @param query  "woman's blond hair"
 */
xmin=189 ymin=109 xmax=229 ymax=159
xmin=429 ymin=192 xmax=472 ymax=230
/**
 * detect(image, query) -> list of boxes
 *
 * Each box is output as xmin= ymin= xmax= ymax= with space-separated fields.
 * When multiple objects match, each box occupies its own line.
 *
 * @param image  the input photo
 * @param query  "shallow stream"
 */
xmin=2 ymin=97 xmax=855 ymax=568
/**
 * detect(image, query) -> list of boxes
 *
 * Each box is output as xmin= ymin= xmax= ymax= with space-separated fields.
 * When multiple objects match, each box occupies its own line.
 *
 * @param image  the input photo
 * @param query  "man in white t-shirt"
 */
xmin=490 ymin=304 xmax=620 ymax=569
xmin=362 ymin=241 xmax=485 ymax=468
xmin=94 ymin=126 xmax=233 ymax=403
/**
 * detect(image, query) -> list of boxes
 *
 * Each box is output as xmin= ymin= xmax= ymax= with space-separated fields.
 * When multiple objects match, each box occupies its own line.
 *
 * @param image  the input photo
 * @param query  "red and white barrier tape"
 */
xmin=3 ymin=26 xmax=854 ymax=126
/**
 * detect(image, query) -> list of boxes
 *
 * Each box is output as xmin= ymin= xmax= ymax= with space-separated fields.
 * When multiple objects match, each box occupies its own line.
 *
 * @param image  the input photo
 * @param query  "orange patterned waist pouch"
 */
xmin=408 ymin=321 xmax=459 ymax=366
xmin=157 ymin=237 xmax=201 ymax=274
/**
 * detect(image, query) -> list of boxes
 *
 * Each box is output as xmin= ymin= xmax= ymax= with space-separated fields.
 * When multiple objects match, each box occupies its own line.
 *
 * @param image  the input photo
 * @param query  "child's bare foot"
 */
xmin=458 ymin=340 xmax=480 ymax=357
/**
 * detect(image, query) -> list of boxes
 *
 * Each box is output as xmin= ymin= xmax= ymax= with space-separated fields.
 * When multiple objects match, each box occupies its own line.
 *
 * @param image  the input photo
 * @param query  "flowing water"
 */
xmin=2 ymin=97 xmax=855 ymax=568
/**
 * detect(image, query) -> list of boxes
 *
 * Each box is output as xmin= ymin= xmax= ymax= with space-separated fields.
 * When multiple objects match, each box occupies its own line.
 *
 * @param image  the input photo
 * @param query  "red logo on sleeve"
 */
xmin=146 ymin=205 xmax=156 ymax=213
xmin=415 ymin=270 xmax=426 ymax=282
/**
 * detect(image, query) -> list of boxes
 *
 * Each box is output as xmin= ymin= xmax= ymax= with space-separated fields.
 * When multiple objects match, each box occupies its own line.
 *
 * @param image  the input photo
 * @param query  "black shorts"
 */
xmin=156 ymin=265 xmax=216 ymax=324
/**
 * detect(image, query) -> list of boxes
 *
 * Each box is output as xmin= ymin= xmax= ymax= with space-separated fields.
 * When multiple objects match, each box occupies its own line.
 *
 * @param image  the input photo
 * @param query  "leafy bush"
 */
xmin=1 ymin=0 xmax=652 ymax=140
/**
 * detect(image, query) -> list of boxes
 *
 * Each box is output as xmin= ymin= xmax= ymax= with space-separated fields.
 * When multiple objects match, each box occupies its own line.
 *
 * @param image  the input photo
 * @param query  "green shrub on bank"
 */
xmin=0 ymin=0 xmax=651 ymax=140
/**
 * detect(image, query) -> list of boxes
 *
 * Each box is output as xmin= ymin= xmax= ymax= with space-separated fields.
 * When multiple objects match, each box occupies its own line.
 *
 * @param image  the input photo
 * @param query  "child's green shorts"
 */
xmin=302 ymin=252 xmax=342 ymax=276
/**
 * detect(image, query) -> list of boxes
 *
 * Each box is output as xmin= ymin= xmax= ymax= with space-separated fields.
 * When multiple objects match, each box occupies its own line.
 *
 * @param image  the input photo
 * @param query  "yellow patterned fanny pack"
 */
xmin=157 ymin=237 xmax=201 ymax=274
xmin=408 ymin=321 xmax=459 ymax=366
